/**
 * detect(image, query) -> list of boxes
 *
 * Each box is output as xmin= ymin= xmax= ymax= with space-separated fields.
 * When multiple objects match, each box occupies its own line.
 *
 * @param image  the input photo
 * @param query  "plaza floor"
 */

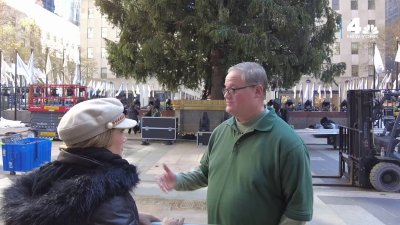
xmin=0 ymin=130 xmax=399 ymax=225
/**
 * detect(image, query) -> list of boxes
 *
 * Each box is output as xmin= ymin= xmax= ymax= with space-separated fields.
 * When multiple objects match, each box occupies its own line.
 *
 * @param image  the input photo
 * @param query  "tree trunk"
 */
xmin=210 ymin=48 xmax=224 ymax=100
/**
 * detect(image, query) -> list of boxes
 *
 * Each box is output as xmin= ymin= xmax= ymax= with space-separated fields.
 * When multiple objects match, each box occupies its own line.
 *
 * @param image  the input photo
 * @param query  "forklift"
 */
xmin=337 ymin=90 xmax=400 ymax=192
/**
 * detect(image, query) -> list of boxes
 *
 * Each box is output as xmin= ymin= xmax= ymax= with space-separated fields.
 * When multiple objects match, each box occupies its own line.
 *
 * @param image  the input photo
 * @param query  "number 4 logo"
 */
xmin=347 ymin=18 xmax=379 ymax=35
xmin=347 ymin=18 xmax=362 ymax=34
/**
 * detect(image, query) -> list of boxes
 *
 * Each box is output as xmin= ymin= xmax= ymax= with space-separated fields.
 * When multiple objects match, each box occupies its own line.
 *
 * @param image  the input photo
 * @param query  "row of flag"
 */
xmin=374 ymin=44 xmax=400 ymax=74
xmin=86 ymin=81 xmax=158 ymax=100
xmin=0 ymin=51 xmax=81 ymax=87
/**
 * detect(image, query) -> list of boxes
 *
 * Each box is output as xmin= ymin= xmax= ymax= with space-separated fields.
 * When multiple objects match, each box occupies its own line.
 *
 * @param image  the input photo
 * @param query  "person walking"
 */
xmin=157 ymin=62 xmax=313 ymax=225
xmin=0 ymin=98 xmax=163 ymax=225
xmin=128 ymin=100 xmax=141 ymax=134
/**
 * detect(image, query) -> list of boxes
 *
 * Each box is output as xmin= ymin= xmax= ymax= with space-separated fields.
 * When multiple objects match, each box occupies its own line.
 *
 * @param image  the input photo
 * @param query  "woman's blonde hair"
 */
xmin=66 ymin=129 xmax=113 ymax=149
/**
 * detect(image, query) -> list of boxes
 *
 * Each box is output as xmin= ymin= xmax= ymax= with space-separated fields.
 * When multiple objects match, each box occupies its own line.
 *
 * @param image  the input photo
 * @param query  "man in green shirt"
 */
xmin=157 ymin=62 xmax=313 ymax=225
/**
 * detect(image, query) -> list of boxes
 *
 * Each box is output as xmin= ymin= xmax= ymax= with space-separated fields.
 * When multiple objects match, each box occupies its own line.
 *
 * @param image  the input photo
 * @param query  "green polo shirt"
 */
xmin=176 ymin=110 xmax=313 ymax=225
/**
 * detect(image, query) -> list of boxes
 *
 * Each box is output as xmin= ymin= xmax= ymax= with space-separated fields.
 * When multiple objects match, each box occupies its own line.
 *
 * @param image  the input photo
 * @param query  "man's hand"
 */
xmin=162 ymin=217 xmax=185 ymax=225
xmin=139 ymin=212 xmax=160 ymax=225
xmin=156 ymin=164 xmax=177 ymax=192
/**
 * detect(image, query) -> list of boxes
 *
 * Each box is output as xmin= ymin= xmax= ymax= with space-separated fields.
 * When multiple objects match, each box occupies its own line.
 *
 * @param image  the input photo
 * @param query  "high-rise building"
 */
xmin=41 ymin=0 xmax=54 ymax=13
xmin=54 ymin=0 xmax=80 ymax=26
xmin=6 ymin=0 xmax=80 ymax=62
xmin=385 ymin=0 xmax=400 ymax=76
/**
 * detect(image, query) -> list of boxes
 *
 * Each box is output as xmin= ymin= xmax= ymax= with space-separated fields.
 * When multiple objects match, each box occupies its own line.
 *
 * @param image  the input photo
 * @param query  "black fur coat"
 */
xmin=1 ymin=148 xmax=140 ymax=225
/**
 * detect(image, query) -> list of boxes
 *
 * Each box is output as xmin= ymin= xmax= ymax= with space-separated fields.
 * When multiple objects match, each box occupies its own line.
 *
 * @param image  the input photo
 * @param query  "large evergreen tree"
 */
xmin=95 ymin=0 xmax=344 ymax=99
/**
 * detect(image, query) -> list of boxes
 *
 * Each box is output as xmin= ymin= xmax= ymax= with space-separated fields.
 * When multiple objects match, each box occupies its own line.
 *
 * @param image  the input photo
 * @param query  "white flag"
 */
xmin=311 ymin=83 xmax=315 ymax=100
xmin=303 ymin=82 xmax=309 ymax=100
xmin=72 ymin=63 xmax=80 ymax=84
xmin=63 ymin=55 xmax=69 ymax=84
xmin=293 ymin=85 xmax=296 ymax=99
xmin=317 ymin=85 xmax=321 ymax=99
xmin=125 ymin=82 xmax=129 ymax=99
xmin=27 ymin=52 xmax=38 ymax=84
xmin=16 ymin=53 xmax=31 ymax=84
xmin=374 ymin=45 xmax=384 ymax=73
xmin=116 ymin=83 xmax=123 ymax=96
xmin=395 ymin=44 xmax=400 ymax=62
xmin=45 ymin=53 xmax=53 ymax=84
xmin=1 ymin=54 xmax=14 ymax=85
xmin=132 ymin=84 xmax=137 ymax=97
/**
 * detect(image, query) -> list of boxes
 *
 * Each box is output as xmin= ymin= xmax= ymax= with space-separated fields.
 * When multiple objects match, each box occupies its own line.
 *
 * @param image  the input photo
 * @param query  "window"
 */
xmin=101 ymin=48 xmax=108 ymax=59
xmin=332 ymin=0 xmax=339 ymax=10
xmin=368 ymin=43 xmax=374 ymax=55
xmin=87 ymin=27 xmax=94 ymax=39
xmin=333 ymin=42 xmax=340 ymax=55
xmin=101 ymin=27 xmax=108 ymax=38
xmin=351 ymin=42 xmax=359 ymax=55
xmin=352 ymin=65 xmax=359 ymax=77
xmin=368 ymin=65 xmax=375 ymax=76
xmin=101 ymin=67 xmax=107 ymax=79
xmin=351 ymin=0 xmax=358 ymax=10
xmin=88 ymin=8 xmax=95 ymax=18
xmin=368 ymin=0 xmax=375 ymax=10
xmin=87 ymin=48 xmax=94 ymax=58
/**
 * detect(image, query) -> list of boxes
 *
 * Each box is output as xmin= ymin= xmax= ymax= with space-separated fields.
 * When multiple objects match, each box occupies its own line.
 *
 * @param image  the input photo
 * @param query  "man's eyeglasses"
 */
xmin=222 ymin=85 xmax=256 ymax=96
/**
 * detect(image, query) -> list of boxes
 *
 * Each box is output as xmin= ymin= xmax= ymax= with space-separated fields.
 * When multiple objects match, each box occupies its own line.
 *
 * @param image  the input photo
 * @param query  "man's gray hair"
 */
xmin=227 ymin=62 xmax=268 ymax=91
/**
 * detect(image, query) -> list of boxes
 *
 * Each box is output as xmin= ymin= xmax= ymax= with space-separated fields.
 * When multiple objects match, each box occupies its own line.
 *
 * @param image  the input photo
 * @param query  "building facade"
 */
xmin=331 ymin=0 xmax=385 ymax=84
xmin=291 ymin=0 xmax=387 ymax=107
xmin=6 ymin=0 xmax=79 ymax=62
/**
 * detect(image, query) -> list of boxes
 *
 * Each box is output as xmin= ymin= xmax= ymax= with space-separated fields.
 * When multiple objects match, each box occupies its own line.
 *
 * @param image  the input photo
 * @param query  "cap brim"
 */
xmin=114 ymin=118 xmax=137 ymax=129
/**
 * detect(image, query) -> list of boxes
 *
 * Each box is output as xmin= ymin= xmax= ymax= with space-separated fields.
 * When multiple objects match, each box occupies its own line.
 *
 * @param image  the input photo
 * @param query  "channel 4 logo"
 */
xmin=340 ymin=17 xmax=379 ymax=39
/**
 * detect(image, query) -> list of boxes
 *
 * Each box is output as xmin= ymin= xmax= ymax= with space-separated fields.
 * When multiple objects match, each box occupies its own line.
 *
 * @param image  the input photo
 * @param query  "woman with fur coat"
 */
xmin=0 ymin=98 xmax=182 ymax=225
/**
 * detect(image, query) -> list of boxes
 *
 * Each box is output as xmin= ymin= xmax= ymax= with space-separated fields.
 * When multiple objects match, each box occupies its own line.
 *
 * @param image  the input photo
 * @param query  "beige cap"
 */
xmin=57 ymin=98 xmax=137 ymax=146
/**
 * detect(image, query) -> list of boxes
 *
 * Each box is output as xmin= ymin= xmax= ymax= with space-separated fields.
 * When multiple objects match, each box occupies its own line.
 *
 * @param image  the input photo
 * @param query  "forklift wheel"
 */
xmin=369 ymin=162 xmax=400 ymax=192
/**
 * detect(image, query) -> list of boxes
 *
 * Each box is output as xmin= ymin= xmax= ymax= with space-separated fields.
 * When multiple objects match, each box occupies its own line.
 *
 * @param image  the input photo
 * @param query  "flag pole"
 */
xmin=0 ymin=49 xmax=2 ymax=119
xmin=78 ymin=46 xmax=81 ymax=85
xmin=373 ymin=42 xmax=376 ymax=90
xmin=396 ymin=39 xmax=399 ymax=90
xmin=14 ymin=49 xmax=17 ymax=120
xmin=45 ymin=47 xmax=49 ymax=97
xmin=62 ymin=49 xmax=65 ymax=84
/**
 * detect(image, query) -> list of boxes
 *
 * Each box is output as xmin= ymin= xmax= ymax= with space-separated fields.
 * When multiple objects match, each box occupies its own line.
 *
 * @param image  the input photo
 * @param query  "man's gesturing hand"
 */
xmin=156 ymin=164 xmax=177 ymax=192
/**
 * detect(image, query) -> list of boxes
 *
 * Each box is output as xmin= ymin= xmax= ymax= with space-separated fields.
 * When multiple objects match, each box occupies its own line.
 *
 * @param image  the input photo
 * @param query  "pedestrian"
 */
xmin=157 ymin=62 xmax=313 ymax=225
xmin=128 ymin=100 xmax=141 ymax=134
xmin=0 ymin=98 xmax=164 ymax=225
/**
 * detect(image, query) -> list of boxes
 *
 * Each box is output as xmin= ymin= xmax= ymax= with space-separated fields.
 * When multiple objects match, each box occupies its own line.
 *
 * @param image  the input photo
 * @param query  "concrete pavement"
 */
xmin=1 ymin=130 xmax=399 ymax=225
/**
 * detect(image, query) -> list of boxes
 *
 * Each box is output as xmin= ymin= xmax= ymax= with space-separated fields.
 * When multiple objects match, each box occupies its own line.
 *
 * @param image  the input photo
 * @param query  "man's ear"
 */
xmin=255 ymin=84 xmax=264 ymax=98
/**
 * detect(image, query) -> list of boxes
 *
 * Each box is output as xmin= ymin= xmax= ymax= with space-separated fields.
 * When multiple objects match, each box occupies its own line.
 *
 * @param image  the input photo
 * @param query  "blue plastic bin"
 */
xmin=2 ymin=138 xmax=52 ymax=172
